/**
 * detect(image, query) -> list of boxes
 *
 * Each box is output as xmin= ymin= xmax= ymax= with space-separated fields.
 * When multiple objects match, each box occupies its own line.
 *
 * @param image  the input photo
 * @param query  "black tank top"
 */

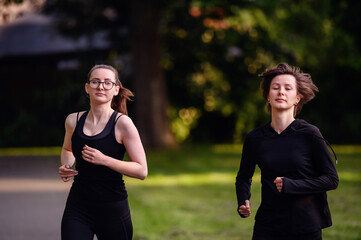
xmin=70 ymin=111 xmax=128 ymax=202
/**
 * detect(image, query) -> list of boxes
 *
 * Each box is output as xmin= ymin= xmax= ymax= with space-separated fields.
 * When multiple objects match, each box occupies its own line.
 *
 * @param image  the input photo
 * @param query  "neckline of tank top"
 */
xmin=79 ymin=110 xmax=118 ymax=139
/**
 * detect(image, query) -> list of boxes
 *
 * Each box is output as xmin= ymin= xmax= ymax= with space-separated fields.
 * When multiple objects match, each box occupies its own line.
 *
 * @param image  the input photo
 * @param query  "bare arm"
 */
xmin=59 ymin=113 xmax=78 ymax=182
xmin=82 ymin=115 xmax=148 ymax=180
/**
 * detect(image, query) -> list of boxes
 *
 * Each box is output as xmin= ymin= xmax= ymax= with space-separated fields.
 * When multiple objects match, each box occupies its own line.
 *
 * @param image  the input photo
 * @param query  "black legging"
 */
xmin=61 ymin=194 xmax=133 ymax=240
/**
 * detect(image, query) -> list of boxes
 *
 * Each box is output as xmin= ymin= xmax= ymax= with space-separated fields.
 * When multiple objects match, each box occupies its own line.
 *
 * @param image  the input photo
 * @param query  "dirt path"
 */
xmin=0 ymin=156 xmax=71 ymax=240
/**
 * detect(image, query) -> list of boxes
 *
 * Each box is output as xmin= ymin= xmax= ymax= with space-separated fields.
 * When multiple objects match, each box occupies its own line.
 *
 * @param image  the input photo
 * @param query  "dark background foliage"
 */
xmin=0 ymin=0 xmax=360 ymax=147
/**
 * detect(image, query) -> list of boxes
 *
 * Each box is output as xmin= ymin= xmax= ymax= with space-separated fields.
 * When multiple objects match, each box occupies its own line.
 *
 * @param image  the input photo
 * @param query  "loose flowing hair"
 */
xmin=259 ymin=63 xmax=319 ymax=116
xmin=88 ymin=64 xmax=134 ymax=115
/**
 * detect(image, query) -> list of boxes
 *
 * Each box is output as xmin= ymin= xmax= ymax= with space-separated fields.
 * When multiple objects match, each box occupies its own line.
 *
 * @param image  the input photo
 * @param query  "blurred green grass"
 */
xmin=125 ymin=145 xmax=361 ymax=240
xmin=0 ymin=147 xmax=62 ymax=156
xmin=1 ymin=144 xmax=360 ymax=239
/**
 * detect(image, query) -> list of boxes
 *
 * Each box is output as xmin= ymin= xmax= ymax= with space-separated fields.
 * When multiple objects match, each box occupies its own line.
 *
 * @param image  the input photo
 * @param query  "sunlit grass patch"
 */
xmin=333 ymin=145 xmax=361 ymax=154
xmin=125 ymin=172 xmax=261 ymax=187
xmin=0 ymin=146 xmax=62 ymax=156
xmin=211 ymin=144 xmax=243 ymax=154
xmin=338 ymin=171 xmax=361 ymax=182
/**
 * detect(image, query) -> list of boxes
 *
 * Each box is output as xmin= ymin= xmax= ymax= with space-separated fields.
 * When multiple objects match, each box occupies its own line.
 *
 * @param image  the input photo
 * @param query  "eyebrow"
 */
xmin=90 ymin=78 xmax=113 ymax=81
xmin=271 ymin=83 xmax=294 ymax=87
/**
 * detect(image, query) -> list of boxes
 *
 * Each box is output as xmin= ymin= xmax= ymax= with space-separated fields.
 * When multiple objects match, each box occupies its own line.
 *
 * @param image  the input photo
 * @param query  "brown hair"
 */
xmin=259 ymin=63 xmax=319 ymax=116
xmin=88 ymin=64 xmax=134 ymax=115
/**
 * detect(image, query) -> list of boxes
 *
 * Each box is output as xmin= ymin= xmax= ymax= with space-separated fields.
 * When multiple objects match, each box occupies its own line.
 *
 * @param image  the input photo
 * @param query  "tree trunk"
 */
xmin=130 ymin=0 xmax=176 ymax=148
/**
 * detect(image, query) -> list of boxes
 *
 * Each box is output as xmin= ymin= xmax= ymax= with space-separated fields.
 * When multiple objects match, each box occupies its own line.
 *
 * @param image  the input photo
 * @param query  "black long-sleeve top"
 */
xmin=235 ymin=119 xmax=339 ymax=235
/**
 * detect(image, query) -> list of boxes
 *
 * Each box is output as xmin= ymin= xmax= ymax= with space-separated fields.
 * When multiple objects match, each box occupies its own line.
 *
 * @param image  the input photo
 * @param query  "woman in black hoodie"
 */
xmin=235 ymin=63 xmax=338 ymax=240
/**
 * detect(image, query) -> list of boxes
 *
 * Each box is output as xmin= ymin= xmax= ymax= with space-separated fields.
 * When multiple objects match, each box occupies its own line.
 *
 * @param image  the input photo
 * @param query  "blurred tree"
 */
xmin=163 ymin=0 xmax=361 ymax=144
xmin=130 ymin=0 xmax=176 ymax=148
xmin=1 ymin=0 xmax=360 ymax=147
xmin=163 ymin=0 xmax=280 ymax=143
xmin=0 ymin=0 xmax=45 ymax=25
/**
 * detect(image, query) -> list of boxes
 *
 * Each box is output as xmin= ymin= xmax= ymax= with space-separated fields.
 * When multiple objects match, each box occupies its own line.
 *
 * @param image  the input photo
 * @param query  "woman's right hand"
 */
xmin=238 ymin=200 xmax=251 ymax=217
xmin=59 ymin=164 xmax=78 ymax=182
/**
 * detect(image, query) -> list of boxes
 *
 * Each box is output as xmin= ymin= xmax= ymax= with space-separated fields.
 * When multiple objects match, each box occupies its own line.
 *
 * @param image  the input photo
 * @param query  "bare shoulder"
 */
xmin=115 ymin=114 xmax=135 ymax=127
xmin=115 ymin=114 xmax=139 ymax=133
xmin=65 ymin=111 xmax=86 ymax=130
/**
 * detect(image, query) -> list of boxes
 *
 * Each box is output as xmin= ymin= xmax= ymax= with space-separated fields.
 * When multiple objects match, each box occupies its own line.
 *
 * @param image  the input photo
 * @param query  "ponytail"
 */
xmin=112 ymin=83 xmax=134 ymax=115
xmin=88 ymin=64 xmax=134 ymax=115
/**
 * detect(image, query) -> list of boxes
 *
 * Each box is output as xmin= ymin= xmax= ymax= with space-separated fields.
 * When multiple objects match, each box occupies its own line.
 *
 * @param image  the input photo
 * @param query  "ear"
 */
xmin=114 ymin=85 xmax=120 ymax=96
xmin=85 ymin=83 xmax=89 ymax=94
xmin=296 ymin=94 xmax=301 ymax=104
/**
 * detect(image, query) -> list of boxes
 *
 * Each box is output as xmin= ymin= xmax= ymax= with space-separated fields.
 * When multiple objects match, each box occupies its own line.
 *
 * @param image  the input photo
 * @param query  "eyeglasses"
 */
xmin=87 ymin=80 xmax=117 ymax=90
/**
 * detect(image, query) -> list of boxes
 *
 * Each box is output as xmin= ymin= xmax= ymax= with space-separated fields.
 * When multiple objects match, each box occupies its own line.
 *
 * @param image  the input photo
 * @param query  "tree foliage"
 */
xmin=163 ymin=0 xmax=361 ymax=144
xmin=0 ymin=0 xmax=360 ymax=147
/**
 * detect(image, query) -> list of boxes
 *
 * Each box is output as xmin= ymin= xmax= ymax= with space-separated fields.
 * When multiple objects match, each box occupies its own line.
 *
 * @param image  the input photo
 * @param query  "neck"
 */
xmin=271 ymin=111 xmax=295 ymax=134
xmin=88 ymin=103 xmax=114 ymax=124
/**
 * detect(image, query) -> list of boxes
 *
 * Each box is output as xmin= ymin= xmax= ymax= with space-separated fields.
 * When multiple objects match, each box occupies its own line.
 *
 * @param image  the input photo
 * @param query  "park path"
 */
xmin=0 ymin=156 xmax=71 ymax=240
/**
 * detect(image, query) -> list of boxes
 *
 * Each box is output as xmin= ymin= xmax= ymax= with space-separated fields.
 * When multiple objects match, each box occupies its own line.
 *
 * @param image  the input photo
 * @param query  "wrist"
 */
xmin=103 ymin=155 xmax=114 ymax=167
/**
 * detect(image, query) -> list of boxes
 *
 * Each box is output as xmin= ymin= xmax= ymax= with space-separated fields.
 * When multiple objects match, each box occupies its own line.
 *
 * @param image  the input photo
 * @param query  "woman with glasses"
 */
xmin=59 ymin=64 xmax=147 ymax=240
xmin=235 ymin=63 xmax=338 ymax=240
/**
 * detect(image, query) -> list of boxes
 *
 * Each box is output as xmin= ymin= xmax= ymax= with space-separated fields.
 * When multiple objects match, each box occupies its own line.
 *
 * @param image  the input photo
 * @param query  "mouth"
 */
xmin=96 ymin=93 xmax=106 ymax=96
xmin=275 ymin=98 xmax=286 ymax=102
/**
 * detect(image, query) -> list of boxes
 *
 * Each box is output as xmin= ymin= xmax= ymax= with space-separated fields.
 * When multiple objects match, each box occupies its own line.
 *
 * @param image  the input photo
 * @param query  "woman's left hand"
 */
xmin=274 ymin=177 xmax=284 ymax=192
xmin=82 ymin=145 xmax=107 ymax=166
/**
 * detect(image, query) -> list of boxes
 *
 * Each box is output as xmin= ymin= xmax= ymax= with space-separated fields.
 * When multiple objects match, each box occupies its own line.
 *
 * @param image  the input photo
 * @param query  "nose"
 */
xmin=278 ymin=87 xmax=285 ymax=95
xmin=97 ymin=82 xmax=105 ymax=90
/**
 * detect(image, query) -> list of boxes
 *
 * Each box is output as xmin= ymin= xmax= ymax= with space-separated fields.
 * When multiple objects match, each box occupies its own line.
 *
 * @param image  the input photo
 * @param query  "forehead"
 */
xmin=90 ymin=68 xmax=115 ymax=79
xmin=271 ymin=74 xmax=297 ymax=85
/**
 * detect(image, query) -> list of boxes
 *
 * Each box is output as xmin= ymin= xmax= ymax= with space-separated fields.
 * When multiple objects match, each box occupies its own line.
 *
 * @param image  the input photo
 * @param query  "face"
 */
xmin=268 ymin=74 xmax=301 ymax=114
xmin=85 ymin=68 xmax=120 ymax=104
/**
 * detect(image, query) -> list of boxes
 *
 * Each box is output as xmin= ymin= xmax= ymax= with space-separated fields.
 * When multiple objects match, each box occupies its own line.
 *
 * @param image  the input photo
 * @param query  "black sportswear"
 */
xmin=235 ymin=119 xmax=338 ymax=235
xmin=62 ymin=111 xmax=132 ymax=240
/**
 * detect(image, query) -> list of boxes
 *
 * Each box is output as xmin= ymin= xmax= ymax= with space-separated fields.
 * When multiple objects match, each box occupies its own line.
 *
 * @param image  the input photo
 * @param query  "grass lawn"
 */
xmin=123 ymin=145 xmax=361 ymax=240
xmin=1 ymin=145 xmax=359 ymax=239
